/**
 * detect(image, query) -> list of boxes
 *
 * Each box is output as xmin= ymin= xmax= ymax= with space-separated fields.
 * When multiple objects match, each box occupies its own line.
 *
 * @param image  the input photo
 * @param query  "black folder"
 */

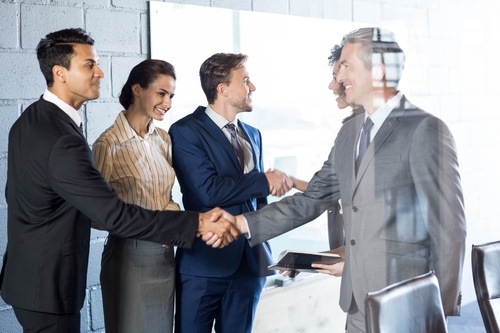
xmin=268 ymin=250 xmax=342 ymax=273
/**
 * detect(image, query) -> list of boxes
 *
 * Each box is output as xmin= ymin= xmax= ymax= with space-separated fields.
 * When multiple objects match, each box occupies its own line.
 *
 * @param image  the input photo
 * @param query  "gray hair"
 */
xmin=342 ymin=27 xmax=405 ymax=87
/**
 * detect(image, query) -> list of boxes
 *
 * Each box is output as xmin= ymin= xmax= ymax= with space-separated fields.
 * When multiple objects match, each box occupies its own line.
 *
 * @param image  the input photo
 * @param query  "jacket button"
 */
xmin=352 ymin=206 xmax=358 ymax=212
xmin=350 ymin=239 xmax=356 ymax=246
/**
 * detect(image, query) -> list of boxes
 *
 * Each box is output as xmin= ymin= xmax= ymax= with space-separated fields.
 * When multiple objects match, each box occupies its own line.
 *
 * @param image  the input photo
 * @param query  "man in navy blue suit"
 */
xmin=169 ymin=53 xmax=293 ymax=333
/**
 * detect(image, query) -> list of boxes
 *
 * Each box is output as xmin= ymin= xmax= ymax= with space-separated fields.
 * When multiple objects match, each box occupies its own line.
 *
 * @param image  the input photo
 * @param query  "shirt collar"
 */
xmin=364 ymin=91 xmax=403 ymax=129
xmin=205 ymin=105 xmax=238 ymax=129
xmin=116 ymin=111 xmax=157 ymax=143
xmin=43 ymin=89 xmax=82 ymax=127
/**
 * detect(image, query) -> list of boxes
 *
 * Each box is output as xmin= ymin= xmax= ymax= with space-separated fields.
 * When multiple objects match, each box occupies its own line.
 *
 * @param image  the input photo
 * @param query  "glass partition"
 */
xmin=149 ymin=1 xmax=406 ymax=271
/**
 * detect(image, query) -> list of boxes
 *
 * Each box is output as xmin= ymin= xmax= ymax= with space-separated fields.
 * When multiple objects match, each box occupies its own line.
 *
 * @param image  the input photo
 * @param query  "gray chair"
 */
xmin=472 ymin=240 xmax=500 ymax=333
xmin=365 ymin=271 xmax=448 ymax=333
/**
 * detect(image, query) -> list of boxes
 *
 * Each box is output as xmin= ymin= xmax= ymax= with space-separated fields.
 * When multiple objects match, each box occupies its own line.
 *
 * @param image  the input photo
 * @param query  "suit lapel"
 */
xmin=238 ymin=120 xmax=258 ymax=168
xmin=193 ymin=107 xmax=243 ymax=172
xmin=193 ymin=108 xmax=258 ymax=211
xmin=237 ymin=120 xmax=263 ymax=211
xmin=70 ymin=121 xmax=85 ymax=139
xmin=346 ymin=115 xmax=364 ymax=188
xmin=353 ymin=96 xmax=407 ymax=191
xmin=43 ymin=99 xmax=86 ymax=140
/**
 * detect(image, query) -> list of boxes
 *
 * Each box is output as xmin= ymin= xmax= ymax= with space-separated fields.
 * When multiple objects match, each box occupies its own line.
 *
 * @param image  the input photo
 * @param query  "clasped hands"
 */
xmin=197 ymin=207 xmax=240 ymax=248
xmin=265 ymin=168 xmax=293 ymax=197
xmin=196 ymin=169 xmax=293 ymax=249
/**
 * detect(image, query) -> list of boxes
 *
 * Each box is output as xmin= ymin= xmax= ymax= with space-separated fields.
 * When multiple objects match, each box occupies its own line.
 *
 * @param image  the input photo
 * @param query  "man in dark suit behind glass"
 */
xmin=0 ymin=28 xmax=238 ymax=332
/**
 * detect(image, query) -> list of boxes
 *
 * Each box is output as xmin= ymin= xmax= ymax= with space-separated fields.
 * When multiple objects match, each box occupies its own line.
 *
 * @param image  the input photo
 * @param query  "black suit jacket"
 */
xmin=0 ymin=97 xmax=199 ymax=314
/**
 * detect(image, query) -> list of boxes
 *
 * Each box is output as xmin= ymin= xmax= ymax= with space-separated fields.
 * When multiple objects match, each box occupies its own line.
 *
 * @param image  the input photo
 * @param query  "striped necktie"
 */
xmin=224 ymin=123 xmax=244 ymax=171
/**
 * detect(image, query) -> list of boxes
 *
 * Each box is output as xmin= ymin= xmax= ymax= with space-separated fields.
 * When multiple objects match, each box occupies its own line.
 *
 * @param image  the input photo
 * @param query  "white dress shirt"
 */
xmin=43 ymin=89 xmax=82 ymax=127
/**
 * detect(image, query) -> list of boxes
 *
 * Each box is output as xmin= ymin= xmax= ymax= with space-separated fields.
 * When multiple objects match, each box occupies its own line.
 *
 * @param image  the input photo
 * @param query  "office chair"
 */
xmin=472 ymin=240 xmax=500 ymax=333
xmin=365 ymin=271 xmax=448 ymax=333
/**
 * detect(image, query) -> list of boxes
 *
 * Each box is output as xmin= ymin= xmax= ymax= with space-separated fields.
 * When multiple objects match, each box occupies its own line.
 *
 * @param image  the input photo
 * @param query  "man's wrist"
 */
xmin=235 ymin=215 xmax=249 ymax=236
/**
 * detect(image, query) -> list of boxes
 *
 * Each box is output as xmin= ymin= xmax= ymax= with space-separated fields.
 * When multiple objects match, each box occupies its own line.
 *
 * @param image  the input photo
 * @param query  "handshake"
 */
xmin=197 ymin=208 xmax=241 ymax=248
xmin=265 ymin=168 xmax=293 ymax=197
xmin=196 ymin=168 xmax=293 ymax=249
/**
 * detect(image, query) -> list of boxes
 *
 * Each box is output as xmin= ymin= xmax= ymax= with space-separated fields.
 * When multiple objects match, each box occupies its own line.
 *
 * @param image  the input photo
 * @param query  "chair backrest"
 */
xmin=365 ymin=271 xmax=448 ymax=333
xmin=472 ymin=240 xmax=500 ymax=333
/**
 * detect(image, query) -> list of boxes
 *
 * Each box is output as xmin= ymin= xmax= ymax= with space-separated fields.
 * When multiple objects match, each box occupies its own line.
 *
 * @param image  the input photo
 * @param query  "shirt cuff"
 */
xmin=242 ymin=215 xmax=252 ymax=239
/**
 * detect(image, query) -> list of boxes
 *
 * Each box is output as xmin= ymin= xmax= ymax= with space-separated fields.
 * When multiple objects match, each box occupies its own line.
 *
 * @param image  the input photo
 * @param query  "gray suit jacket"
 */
xmin=244 ymin=96 xmax=466 ymax=316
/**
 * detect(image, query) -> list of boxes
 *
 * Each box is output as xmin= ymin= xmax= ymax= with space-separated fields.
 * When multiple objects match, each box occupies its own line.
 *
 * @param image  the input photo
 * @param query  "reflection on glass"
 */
xmin=149 ymin=2 xmax=401 ymax=267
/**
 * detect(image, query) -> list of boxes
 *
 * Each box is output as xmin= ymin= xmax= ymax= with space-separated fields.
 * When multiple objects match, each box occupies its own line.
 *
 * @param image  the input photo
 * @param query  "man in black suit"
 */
xmin=0 ymin=28 xmax=239 ymax=332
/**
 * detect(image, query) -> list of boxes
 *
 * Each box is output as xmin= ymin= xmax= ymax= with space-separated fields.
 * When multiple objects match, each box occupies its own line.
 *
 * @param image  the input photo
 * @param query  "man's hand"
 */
xmin=311 ymin=246 xmax=345 ymax=277
xmin=197 ymin=207 xmax=239 ymax=248
xmin=311 ymin=261 xmax=344 ymax=277
xmin=290 ymin=176 xmax=308 ymax=192
xmin=279 ymin=269 xmax=300 ymax=278
xmin=206 ymin=215 xmax=249 ymax=245
xmin=265 ymin=169 xmax=293 ymax=197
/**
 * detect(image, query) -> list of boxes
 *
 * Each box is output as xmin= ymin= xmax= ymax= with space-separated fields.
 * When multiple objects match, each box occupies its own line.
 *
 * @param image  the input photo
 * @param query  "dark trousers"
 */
xmin=175 ymin=256 xmax=266 ymax=333
xmin=13 ymin=307 xmax=80 ymax=333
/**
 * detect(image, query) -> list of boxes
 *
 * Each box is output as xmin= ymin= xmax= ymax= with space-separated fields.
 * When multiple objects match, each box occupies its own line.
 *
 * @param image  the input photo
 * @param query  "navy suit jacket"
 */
xmin=169 ymin=106 xmax=273 ymax=278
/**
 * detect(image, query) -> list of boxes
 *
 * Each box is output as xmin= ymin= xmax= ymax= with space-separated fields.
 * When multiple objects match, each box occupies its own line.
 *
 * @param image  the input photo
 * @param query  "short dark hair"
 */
xmin=328 ymin=44 xmax=342 ymax=67
xmin=36 ymin=28 xmax=95 ymax=86
xmin=119 ymin=59 xmax=176 ymax=109
xmin=199 ymin=53 xmax=248 ymax=104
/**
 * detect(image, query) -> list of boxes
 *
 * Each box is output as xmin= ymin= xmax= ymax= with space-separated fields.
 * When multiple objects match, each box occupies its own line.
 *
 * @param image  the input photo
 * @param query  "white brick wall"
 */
xmin=21 ymin=4 xmax=84 ymax=48
xmin=0 ymin=53 xmax=45 ymax=99
xmin=0 ymin=3 xmax=18 ymax=48
xmin=87 ymin=9 xmax=142 ymax=54
xmin=324 ymin=0 xmax=353 ymax=21
xmin=253 ymin=0 xmax=289 ymax=15
xmin=110 ymin=56 xmax=147 ymax=97
xmin=213 ymin=0 xmax=252 ymax=11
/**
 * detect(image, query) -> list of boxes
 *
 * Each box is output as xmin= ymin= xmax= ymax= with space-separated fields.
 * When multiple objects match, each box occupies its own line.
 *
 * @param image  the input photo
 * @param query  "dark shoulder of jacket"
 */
xmin=171 ymin=105 xmax=206 ymax=128
xmin=341 ymin=107 xmax=365 ymax=124
xmin=19 ymin=98 xmax=68 ymax=135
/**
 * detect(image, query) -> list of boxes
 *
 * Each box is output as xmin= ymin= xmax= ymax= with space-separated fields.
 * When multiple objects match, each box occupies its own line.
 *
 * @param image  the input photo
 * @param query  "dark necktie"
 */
xmin=355 ymin=117 xmax=374 ymax=173
xmin=225 ymin=123 xmax=245 ymax=171
xmin=79 ymin=122 xmax=84 ymax=132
